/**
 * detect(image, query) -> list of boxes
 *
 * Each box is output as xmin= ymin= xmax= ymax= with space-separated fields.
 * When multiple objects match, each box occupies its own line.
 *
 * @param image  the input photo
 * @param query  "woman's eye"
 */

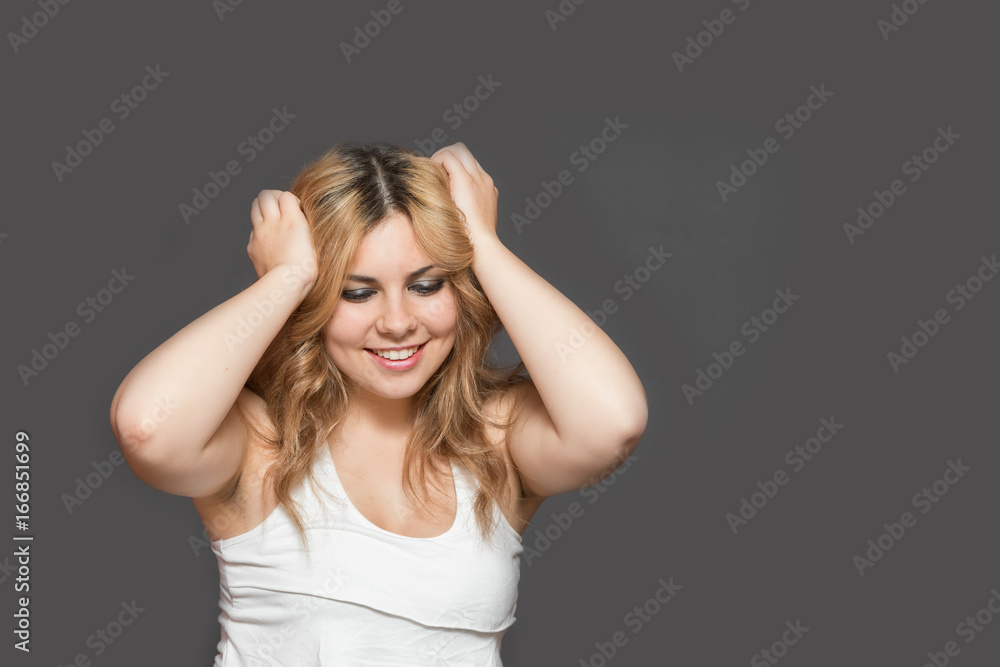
xmin=411 ymin=280 xmax=445 ymax=295
xmin=341 ymin=281 xmax=444 ymax=302
xmin=341 ymin=289 xmax=375 ymax=302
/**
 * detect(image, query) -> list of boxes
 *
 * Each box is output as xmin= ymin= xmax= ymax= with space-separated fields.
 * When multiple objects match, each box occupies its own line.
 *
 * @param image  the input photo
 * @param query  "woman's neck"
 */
xmin=340 ymin=391 xmax=417 ymax=449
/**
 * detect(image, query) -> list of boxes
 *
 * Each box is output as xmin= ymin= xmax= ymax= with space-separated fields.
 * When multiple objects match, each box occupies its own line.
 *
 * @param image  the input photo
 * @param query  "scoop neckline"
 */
xmin=320 ymin=442 xmax=464 ymax=541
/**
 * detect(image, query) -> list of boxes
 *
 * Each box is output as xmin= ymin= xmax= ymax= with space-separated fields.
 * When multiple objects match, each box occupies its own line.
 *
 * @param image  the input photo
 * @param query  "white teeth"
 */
xmin=372 ymin=345 xmax=419 ymax=360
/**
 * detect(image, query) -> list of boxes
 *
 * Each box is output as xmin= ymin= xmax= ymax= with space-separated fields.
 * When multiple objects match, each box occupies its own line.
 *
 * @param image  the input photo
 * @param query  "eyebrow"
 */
xmin=346 ymin=264 xmax=437 ymax=284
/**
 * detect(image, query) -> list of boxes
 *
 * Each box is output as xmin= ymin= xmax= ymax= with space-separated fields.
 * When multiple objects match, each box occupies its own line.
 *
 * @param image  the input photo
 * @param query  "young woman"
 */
xmin=109 ymin=141 xmax=647 ymax=665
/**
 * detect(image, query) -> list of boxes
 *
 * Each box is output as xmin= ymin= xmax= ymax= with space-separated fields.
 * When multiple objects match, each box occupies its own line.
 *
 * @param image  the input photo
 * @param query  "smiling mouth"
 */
xmin=365 ymin=343 xmax=425 ymax=361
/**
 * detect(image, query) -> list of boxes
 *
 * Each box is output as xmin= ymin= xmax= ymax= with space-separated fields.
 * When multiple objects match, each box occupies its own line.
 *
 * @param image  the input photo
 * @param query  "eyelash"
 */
xmin=341 ymin=280 xmax=446 ymax=302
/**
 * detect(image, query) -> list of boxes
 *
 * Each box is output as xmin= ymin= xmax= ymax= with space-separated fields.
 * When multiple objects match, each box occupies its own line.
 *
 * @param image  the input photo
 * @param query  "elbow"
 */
xmin=611 ymin=385 xmax=649 ymax=452
xmin=614 ymin=386 xmax=649 ymax=458
xmin=624 ymin=382 xmax=649 ymax=450
xmin=582 ymin=402 xmax=648 ymax=461
xmin=616 ymin=409 xmax=647 ymax=457
xmin=109 ymin=407 xmax=185 ymax=496
xmin=109 ymin=386 xmax=154 ymax=454
xmin=596 ymin=378 xmax=648 ymax=454
xmin=113 ymin=415 xmax=151 ymax=453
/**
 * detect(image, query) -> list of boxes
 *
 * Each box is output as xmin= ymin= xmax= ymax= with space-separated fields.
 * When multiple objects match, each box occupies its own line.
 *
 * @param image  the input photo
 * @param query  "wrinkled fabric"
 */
xmin=210 ymin=443 xmax=523 ymax=666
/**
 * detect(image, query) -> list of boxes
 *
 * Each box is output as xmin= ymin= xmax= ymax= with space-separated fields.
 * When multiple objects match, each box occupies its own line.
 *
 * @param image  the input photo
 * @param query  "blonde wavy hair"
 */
xmin=237 ymin=142 xmax=528 ymax=550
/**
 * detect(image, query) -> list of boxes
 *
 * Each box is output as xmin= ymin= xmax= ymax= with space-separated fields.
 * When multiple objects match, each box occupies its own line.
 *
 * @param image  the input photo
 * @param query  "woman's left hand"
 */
xmin=430 ymin=142 xmax=499 ymax=247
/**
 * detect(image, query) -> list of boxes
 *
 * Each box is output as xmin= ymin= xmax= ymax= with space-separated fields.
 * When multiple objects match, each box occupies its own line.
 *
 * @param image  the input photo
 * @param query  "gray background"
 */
xmin=3 ymin=0 xmax=998 ymax=664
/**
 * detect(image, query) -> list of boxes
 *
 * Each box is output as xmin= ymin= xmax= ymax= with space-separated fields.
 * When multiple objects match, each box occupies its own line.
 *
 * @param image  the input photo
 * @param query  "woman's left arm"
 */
xmin=431 ymin=143 xmax=648 ymax=500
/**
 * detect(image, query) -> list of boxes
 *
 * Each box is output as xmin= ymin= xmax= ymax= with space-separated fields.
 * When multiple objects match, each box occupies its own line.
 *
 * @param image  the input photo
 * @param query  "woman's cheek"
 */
xmin=325 ymin=308 xmax=371 ymax=345
xmin=426 ymin=293 xmax=458 ymax=330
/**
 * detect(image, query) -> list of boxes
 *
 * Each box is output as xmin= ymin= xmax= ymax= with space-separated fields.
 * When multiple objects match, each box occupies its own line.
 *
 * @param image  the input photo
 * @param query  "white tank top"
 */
xmin=209 ymin=441 xmax=524 ymax=666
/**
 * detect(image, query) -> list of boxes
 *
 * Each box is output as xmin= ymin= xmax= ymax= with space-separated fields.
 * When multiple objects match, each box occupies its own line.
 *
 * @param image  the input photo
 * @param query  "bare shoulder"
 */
xmin=191 ymin=387 xmax=283 ymax=543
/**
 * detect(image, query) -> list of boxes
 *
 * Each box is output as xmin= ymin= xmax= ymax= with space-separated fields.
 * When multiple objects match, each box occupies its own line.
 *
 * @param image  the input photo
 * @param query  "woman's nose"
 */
xmin=377 ymin=293 xmax=417 ymax=336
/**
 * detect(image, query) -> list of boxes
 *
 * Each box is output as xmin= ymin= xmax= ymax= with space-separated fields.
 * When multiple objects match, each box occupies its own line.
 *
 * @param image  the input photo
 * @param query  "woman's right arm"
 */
xmin=109 ymin=190 xmax=318 ymax=499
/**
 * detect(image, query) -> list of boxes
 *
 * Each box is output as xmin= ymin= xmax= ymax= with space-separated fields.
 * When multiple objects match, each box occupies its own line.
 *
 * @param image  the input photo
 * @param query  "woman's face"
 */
xmin=323 ymin=212 xmax=458 ymax=402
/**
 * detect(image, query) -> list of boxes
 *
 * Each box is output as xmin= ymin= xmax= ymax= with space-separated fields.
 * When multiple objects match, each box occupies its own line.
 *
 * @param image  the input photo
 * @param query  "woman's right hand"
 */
xmin=248 ymin=189 xmax=319 ymax=291
xmin=111 ymin=189 xmax=320 ymax=500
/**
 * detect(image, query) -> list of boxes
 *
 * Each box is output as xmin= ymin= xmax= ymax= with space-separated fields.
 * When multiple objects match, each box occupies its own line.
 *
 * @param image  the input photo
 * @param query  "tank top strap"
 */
xmin=211 ymin=439 xmax=523 ymax=648
xmin=450 ymin=456 xmax=475 ymax=507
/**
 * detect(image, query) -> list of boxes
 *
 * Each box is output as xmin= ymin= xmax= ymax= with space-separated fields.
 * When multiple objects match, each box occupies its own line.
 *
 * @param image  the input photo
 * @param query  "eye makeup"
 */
xmin=341 ymin=278 xmax=446 ymax=302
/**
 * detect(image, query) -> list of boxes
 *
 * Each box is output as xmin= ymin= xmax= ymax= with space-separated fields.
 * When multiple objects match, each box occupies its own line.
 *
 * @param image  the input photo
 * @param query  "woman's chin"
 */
xmin=350 ymin=379 xmax=426 ymax=403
